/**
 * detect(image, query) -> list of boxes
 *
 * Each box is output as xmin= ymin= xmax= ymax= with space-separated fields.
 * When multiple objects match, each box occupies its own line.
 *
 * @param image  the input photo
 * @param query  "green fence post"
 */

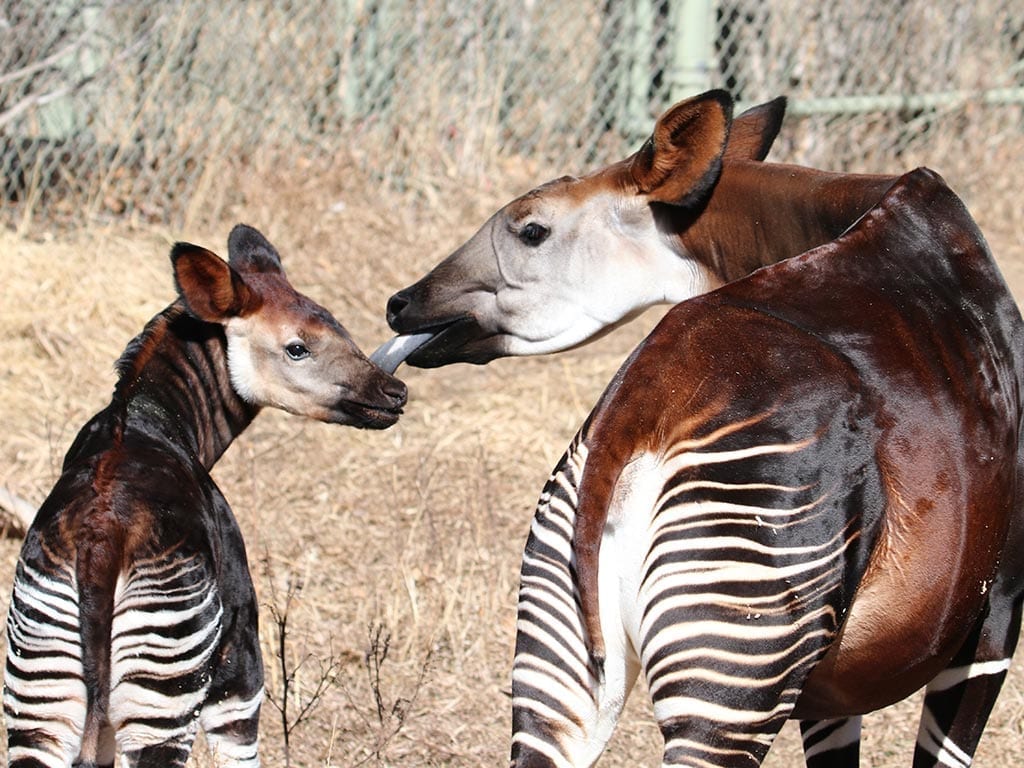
xmin=626 ymin=0 xmax=656 ymax=136
xmin=668 ymin=0 xmax=715 ymax=102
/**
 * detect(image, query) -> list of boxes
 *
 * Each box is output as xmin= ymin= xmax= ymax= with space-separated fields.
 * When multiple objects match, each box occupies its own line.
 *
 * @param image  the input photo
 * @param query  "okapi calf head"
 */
xmin=176 ymin=224 xmax=407 ymax=428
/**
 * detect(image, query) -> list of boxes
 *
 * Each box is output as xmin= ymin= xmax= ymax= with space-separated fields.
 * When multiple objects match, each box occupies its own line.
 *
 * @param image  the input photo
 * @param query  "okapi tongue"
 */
xmin=369 ymin=333 xmax=434 ymax=374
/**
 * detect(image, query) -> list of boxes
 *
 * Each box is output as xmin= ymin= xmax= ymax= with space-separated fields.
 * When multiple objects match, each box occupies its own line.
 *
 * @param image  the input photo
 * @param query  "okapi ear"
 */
xmin=723 ymin=96 xmax=787 ymax=161
xmin=227 ymin=223 xmax=285 ymax=274
xmin=629 ymin=89 xmax=733 ymax=208
xmin=171 ymin=243 xmax=255 ymax=322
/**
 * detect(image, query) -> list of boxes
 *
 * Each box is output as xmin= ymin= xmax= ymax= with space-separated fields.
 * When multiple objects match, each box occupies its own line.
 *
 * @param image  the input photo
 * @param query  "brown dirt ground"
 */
xmin=1 ymin=160 xmax=1023 ymax=767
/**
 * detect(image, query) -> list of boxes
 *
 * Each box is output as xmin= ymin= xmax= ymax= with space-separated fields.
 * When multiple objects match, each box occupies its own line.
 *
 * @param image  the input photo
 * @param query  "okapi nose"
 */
xmin=383 ymin=376 xmax=408 ymax=406
xmin=386 ymin=290 xmax=410 ymax=328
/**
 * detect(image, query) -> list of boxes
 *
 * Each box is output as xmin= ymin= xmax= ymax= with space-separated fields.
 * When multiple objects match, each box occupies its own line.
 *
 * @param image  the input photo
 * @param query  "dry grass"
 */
xmin=1 ymin=157 xmax=1023 ymax=767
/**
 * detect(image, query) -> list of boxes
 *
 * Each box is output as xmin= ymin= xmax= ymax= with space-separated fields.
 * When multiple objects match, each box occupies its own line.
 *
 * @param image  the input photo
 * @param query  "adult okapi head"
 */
xmin=178 ymin=224 xmax=407 ymax=428
xmin=378 ymin=89 xmax=788 ymax=369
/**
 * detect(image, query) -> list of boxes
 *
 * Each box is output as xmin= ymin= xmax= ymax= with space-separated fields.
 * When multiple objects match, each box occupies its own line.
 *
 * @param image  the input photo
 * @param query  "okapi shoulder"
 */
xmin=848 ymin=167 xmax=987 ymax=256
xmin=710 ymin=166 xmax=999 ymax=313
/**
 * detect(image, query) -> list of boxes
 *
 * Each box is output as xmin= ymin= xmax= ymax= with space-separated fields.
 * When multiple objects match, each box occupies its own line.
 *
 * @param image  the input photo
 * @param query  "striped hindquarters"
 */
xmin=639 ymin=438 xmax=853 ymax=764
xmin=109 ymin=550 xmax=224 ymax=758
xmin=5 ymin=556 xmax=85 ymax=767
xmin=4 ymin=545 xmax=230 ymax=767
xmin=512 ymin=428 xmax=607 ymax=767
xmin=511 ymin=417 xmax=865 ymax=767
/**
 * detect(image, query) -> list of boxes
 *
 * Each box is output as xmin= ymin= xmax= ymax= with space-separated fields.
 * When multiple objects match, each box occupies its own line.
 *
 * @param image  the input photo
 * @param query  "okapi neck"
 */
xmin=110 ymin=305 xmax=258 ymax=470
xmin=682 ymin=162 xmax=898 ymax=283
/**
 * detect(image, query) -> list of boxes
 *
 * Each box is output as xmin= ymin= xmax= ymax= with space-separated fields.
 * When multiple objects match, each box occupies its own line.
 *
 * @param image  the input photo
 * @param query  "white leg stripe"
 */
xmin=917 ymin=708 xmax=972 ymax=768
xmin=803 ymin=717 xmax=862 ymax=759
xmin=201 ymin=690 xmax=264 ymax=731
xmin=927 ymin=658 xmax=1012 ymax=693
xmin=511 ymin=732 xmax=574 ymax=768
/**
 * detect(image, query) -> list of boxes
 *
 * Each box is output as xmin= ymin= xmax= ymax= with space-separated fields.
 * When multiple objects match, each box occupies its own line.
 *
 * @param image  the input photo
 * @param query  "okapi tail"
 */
xmin=74 ymin=509 xmax=123 ymax=764
xmin=570 ymin=404 xmax=638 ymax=678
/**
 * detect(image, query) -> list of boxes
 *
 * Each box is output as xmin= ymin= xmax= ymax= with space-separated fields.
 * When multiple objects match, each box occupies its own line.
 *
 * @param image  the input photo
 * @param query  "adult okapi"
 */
xmin=4 ymin=225 xmax=407 ymax=767
xmin=375 ymin=90 xmax=1024 ymax=766
xmin=377 ymin=91 xmax=896 ymax=369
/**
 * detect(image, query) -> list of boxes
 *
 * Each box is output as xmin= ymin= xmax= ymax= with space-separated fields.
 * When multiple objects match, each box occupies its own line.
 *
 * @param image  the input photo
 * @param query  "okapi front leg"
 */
xmin=913 ymin=579 xmax=1023 ymax=768
xmin=800 ymin=718 xmax=861 ymax=767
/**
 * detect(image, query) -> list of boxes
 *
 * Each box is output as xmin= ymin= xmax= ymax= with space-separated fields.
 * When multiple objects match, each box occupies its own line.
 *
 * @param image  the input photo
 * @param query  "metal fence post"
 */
xmin=625 ymin=0 xmax=656 ymax=136
xmin=668 ymin=0 xmax=716 ymax=101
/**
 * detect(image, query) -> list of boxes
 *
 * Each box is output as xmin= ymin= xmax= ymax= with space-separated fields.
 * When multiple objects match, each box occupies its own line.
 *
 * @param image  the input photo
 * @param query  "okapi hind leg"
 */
xmin=912 ymin=585 xmax=1022 ymax=768
xmin=657 ymin=710 xmax=787 ymax=767
xmin=5 ymin=690 xmax=86 ymax=768
xmin=199 ymin=689 xmax=263 ymax=768
xmin=800 ymin=717 xmax=861 ymax=767
xmin=117 ymin=706 xmax=202 ymax=768
xmin=5 ymin=557 xmax=87 ymax=768
xmin=121 ymin=734 xmax=198 ymax=768
xmin=510 ymin=432 xmax=642 ymax=768
xmin=197 ymin=504 xmax=264 ymax=767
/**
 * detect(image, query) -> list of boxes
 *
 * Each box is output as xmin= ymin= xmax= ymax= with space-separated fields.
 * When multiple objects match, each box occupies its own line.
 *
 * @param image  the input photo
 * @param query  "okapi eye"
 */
xmin=285 ymin=342 xmax=310 ymax=360
xmin=519 ymin=222 xmax=550 ymax=247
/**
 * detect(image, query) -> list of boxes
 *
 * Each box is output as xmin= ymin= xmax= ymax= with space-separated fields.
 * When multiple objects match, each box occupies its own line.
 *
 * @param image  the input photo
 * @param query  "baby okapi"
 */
xmin=3 ymin=225 xmax=407 ymax=767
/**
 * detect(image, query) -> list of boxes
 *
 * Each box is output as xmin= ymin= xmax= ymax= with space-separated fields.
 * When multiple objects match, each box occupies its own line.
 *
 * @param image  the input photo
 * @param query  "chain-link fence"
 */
xmin=2 ymin=0 xmax=1022 ymax=231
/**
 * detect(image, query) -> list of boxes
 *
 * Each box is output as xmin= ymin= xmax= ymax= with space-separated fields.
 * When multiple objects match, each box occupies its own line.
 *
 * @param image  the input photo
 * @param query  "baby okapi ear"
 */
xmin=629 ymin=89 xmax=733 ymax=208
xmin=227 ymin=223 xmax=285 ymax=275
xmin=723 ymin=96 xmax=787 ymax=161
xmin=171 ymin=243 xmax=255 ymax=322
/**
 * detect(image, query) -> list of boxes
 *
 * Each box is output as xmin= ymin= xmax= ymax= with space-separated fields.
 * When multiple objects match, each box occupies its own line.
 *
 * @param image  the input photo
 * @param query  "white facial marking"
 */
xmin=490 ymin=191 xmax=717 ymax=356
xmin=224 ymin=320 xmax=259 ymax=403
